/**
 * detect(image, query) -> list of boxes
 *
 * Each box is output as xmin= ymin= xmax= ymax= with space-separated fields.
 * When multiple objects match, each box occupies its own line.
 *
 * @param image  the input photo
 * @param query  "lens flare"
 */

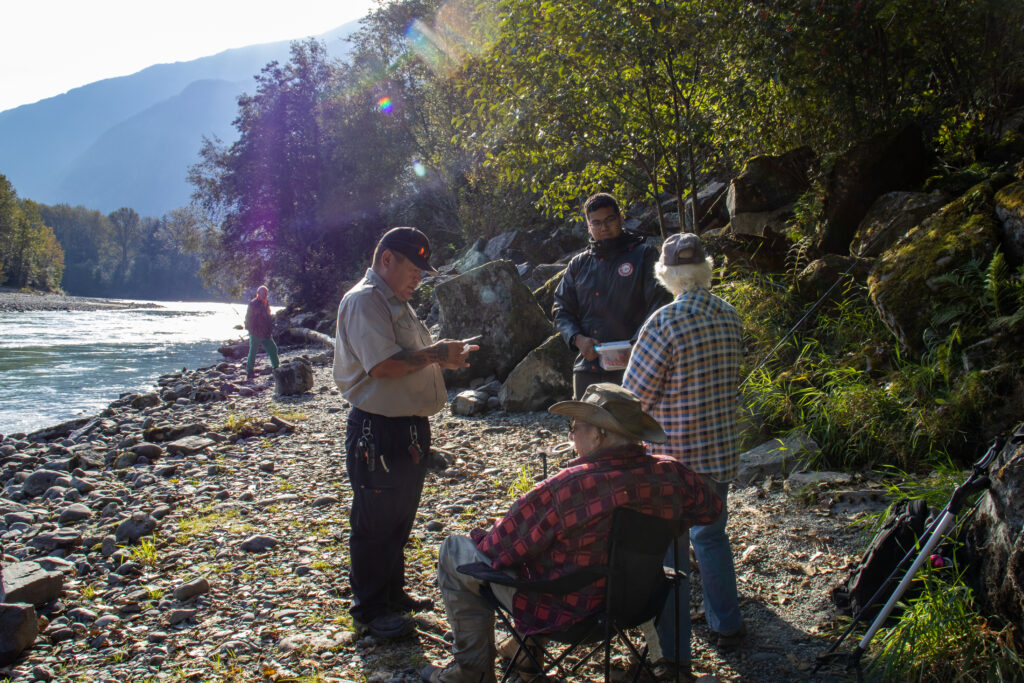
xmin=404 ymin=0 xmax=500 ymax=77
xmin=378 ymin=97 xmax=393 ymax=113
xmin=412 ymin=161 xmax=426 ymax=177
xmin=480 ymin=286 xmax=496 ymax=305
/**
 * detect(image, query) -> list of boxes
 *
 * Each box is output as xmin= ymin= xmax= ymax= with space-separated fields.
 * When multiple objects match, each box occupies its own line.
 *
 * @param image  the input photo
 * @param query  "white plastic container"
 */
xmin=593 ymin=340 xmax=632 ymax=371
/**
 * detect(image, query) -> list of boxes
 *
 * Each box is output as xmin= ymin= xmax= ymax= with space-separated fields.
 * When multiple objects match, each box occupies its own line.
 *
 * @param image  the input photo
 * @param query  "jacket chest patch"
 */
xmin=617 ymin=262 xmax=634 ymax=277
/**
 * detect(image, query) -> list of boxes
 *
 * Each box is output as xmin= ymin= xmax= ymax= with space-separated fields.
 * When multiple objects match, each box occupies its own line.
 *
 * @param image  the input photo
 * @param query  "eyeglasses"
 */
xmin=588 ymin=215 xmax=620 ymax=230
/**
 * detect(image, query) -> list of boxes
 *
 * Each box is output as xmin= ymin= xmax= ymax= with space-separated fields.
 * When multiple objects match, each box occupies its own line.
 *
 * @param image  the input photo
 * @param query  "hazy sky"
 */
xmin=0 ymin=0 xmax=379 ymax=113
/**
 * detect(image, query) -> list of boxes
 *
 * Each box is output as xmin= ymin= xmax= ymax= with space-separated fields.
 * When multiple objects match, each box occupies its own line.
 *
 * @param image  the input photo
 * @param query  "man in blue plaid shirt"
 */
xmin=623 ymin=232 xmax=747 ymax=678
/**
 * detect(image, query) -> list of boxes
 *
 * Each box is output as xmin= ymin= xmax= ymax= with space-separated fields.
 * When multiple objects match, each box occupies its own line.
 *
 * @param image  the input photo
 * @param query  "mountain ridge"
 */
xmin=0 ymin=22 xmax=358 ymax=216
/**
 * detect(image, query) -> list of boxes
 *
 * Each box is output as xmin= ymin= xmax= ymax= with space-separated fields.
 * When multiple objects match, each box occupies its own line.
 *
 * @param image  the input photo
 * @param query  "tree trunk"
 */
xmin=963 ymin=432 xmax=1024 ymax=633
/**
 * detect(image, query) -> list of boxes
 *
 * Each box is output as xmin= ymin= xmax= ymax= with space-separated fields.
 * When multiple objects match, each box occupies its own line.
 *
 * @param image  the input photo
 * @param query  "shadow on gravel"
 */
xmin=691 ymin=597 xmax=858 ymax=682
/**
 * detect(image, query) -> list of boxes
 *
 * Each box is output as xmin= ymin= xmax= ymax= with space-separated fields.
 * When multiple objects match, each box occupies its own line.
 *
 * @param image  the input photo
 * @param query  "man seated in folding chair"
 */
xmin=421 ymin=383 xmax=722 ymax=683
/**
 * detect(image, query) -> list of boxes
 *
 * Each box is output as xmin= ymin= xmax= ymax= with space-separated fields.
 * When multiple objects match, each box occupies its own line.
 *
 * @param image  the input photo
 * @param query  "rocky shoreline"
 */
xmin=0 ymin=341 xmax=878 ymax=682
xmin=0 ymin=289 xmax=164 ymax=313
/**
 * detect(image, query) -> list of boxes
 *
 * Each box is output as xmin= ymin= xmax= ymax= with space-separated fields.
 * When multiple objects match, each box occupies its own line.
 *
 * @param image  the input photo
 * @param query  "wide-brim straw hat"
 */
xmin=549 ymin=382 xmax=667 ymax=444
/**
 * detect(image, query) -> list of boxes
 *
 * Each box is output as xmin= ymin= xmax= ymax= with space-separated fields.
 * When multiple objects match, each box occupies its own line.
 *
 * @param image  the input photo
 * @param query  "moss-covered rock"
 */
xmin=994 ymin=180 xmax=1024 ymax=264
xmin=868 ymin=181 xmax=1003 ymax=354
xmin=532 ymin=268 xmax=565 ymax=318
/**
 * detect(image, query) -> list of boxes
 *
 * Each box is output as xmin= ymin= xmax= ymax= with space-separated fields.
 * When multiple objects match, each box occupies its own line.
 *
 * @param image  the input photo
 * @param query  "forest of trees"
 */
xmin=1 ymin=171 xmax=211 ymax=299
xmin=4 ymin=0 xmax=1022 ymax=305
xmin=0 ymin=175 xmax=64 ymax=291
xmin=185 ymin=0 xmax=1024 ymax=308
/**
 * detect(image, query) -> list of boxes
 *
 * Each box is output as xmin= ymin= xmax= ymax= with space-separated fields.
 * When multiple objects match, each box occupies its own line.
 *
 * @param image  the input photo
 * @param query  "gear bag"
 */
xmin=832 ymin=497 xmax=930 ymax=621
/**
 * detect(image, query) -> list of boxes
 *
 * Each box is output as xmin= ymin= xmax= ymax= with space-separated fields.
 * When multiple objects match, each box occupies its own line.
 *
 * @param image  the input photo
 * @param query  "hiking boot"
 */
xmin=420 ymin=661 xmax=497 ymax=683
xmin=708 ymin=623 xmax=747 ymax=650
xmin=354 ymin=611 xmax=415 ymax=639
xmin=496 ymin=635 xmax=544 ymax=680
xmin=391 ymin=591 xmax=434 ymax=613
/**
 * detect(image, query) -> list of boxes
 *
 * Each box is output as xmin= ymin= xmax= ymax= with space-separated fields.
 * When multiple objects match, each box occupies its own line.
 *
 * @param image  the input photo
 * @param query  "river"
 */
xmin=0 ymin=301 xmax=262 ymax=436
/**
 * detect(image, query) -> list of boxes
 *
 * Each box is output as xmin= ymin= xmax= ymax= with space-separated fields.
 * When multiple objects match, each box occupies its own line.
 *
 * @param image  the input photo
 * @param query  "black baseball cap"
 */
xmin=379 ymin=227 xmax=437 ymax=274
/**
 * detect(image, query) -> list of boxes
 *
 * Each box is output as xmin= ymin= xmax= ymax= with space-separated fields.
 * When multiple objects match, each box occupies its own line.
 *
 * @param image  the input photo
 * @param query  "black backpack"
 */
xmin=832 ymin=497 xmax=931 ymax=621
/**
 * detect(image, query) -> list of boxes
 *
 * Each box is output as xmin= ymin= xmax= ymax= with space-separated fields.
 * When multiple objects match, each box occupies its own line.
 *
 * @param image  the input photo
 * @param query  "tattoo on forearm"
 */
xmin=392 ymin=344 xmax=449 ymax=369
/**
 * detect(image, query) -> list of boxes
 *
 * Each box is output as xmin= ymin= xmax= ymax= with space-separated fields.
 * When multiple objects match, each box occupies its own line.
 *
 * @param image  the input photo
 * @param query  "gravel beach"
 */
xmin=0 ymin=289 xmax=163 ymax=313
xmin=0 ymin=344 xmax=872 ymax=681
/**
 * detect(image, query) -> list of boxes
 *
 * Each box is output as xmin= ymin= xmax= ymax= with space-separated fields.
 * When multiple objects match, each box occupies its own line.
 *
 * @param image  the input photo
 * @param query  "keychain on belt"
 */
xmin=357 ymin=420 xmax=378 ymax=472
xmin=409 ymin=424 xmax=422 ymax=464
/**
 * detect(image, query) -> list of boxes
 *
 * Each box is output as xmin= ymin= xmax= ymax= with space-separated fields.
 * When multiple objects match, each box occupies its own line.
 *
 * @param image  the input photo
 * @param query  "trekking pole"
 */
xmin=814 ymin=432 xmax=1015 ymax=679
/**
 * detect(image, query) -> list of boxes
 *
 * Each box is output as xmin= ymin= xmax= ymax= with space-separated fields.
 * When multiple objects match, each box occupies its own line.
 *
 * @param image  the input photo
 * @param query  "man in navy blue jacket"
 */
xmin=553 ymin=193 xmax=670 ymax=398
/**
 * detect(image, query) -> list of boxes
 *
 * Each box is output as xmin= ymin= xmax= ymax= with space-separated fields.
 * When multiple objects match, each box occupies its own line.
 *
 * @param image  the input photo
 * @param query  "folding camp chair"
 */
xmin=458 ymin=506 xmax=685 ymax=682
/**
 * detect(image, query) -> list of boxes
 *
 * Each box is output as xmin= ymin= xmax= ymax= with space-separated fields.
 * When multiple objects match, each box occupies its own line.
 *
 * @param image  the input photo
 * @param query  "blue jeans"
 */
xmin=656 ymin=479 xmax=743 ymax=662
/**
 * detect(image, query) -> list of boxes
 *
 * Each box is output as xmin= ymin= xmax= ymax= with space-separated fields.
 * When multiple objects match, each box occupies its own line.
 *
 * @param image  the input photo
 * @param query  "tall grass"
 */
xmin=866 ymin=565 xmax=1022 ymax=681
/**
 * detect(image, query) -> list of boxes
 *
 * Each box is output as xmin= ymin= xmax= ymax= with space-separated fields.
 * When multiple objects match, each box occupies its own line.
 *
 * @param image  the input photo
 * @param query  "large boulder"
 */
xmin=727 ymin=146 xmax=815 ymax=236
xmin=819 ymin=125 xmax=930 ymax=255
xmin=795 ymin=255 xmax=874 ymax=302
xmin=1 ymin=561 xmax=63 ymax=606
xmin=868 ymin=180 xmax=1004 ymax=353
xmin=850 ymin=192 xmax=948 ymax=257
xmin=274 ymin=358 xmax=314 ymax=396
xmin=994 ymin=181 xmax=1024 ymax=265
xmin=0 ymin=603 xmax=38 ymax=665
xmin=499 ymin=334 xmax=574 ymax=412
xmin=964 ymin=434 xmax=1024 ymax=634
xmin=483 ymin=228 xmax=566 ymax=265
xmin=434 ymin=260 xmax=553 ymax=384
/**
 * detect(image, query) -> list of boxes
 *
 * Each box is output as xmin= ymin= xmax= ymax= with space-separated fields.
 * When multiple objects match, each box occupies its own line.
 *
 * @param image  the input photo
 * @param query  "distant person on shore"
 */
xmin=333 ymin=227 xmax=479 ymax=640
xmin=553 ymin=192 xmax=670 ymax=399
xmin=623 ymin=232 xmax=747 ymax=675
xmin=244 ymin=285 xmax=279 ymax=382
xmin=420 ymin=383 xmax=720 ymax=683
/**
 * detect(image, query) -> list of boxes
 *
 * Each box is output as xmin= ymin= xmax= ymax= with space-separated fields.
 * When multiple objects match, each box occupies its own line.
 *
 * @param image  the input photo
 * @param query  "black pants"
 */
xmin=573 ymin=368 xmax=625 ymax=399
xmin=345 ymin=407 xmax=429 ymax=622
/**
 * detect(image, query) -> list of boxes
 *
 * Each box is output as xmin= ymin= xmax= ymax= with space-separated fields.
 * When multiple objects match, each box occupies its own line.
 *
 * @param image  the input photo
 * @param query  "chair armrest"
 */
xmin=458 ymin=561 xmax=519 ymax=586
xmin=459 ymin=561 xmax=608 ymax=594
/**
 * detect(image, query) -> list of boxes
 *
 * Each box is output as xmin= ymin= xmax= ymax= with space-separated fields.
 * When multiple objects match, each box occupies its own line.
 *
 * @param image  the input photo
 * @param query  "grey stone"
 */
xmin=499 ymin=334 xmax=574 ymax=412
xmin=58 ymin=503 xmax=92 ymax=524
xmin=131 ymin=442 xmax=164 ymax=459
xmin=274 ymin=358 xmax=314 ymax=396
xmin=165 ymin=608 xmax=197 ymax=625
xmin=29 ymin=528 xmax=82 ymax=551
xmin=1 ymin=561 xmax=63 ymax=606
xmin=311 ymin=495 xmax=338 ymax=507
xmin=451 ymin=390 xmax=485 ymax=417
xmin=240 ymin=535 xmax=279 ymax=552
xmin=113 ymin=451 xmax=139 ymax=469
xmin=165 ymin=435 xmax=215 ymax=455
xmin=0 ymin=602 xmax=38 ymax=665
xmin=22 ymin=470 xmax=69 ymax=498
xmin=173 ymin=577 xmax=210 ymax=602
xmin=735 ymin=432 xmax=819 ymax=486
xmin=114 ymin=511 xmax=158 ymax=543
xmin=66 ymin=607 xmax=98 ymax=623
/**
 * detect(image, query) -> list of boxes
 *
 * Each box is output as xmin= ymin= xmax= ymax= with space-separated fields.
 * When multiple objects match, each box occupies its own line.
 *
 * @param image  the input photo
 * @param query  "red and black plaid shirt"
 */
xmin=471 ymin=443 xmax=721 ymax=635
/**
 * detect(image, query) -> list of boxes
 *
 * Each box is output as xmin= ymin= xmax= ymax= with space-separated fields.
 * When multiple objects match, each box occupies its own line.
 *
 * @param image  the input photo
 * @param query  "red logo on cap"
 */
xmin=618 ymin=263 xmax=634 ymax=277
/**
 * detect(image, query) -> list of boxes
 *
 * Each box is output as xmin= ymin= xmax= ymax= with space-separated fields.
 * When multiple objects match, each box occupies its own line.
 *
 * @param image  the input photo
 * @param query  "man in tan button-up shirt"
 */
xmin=334 ymin=227 xmax=478 ymax=639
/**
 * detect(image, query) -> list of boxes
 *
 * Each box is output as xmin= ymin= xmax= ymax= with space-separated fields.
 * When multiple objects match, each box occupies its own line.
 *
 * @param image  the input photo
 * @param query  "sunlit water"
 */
xmin=0 ymin=301 xmax=258 ymax=436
